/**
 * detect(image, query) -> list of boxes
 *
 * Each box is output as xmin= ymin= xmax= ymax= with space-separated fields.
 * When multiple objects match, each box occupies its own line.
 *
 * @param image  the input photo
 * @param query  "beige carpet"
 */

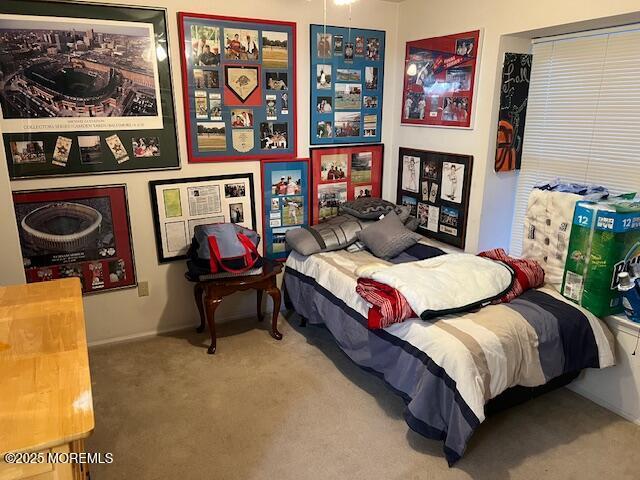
xmin=86 ymin=313 xmax=639 ymax=480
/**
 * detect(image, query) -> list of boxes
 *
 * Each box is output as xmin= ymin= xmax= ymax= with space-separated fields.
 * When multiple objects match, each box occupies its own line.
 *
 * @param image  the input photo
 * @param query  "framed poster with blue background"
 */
xmin=179 ymin=13 xmax=296 ymax=162
xmin=310 ymin=24 xmax=384 ymax=145
xmin=261 ymin=159 xmax=309 ymax=260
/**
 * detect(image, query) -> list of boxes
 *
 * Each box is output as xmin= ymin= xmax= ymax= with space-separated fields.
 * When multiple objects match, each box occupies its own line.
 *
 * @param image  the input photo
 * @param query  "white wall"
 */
xmin=0 ymin=0 xmax=400 ymax=344
xmin=569 ymin=316 xmax=640 ymax=425
xmin=3 ymin=0 xmax=640 ymax=345
xmin=391 ymin=0 xmax=640 ymax=421
xmin=392 ymin=0 xmax=640 ymax=253
xmin=0 ymin=160 xmax=24 ymax=285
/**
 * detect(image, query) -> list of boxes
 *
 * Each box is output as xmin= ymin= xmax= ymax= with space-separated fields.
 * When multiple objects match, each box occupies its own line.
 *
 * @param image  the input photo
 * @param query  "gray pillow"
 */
xmin=357 ymin=212 xmax=422 ymax=259
xmin=396 ymin=205 xmax=412 ymax=223
xmin=285 ymin=214 xmax=372 ymax=256
xmin=340 ymin=198 xmax=404 ymax=220
xmin=404 ymin=216 xmax=419 ymax=231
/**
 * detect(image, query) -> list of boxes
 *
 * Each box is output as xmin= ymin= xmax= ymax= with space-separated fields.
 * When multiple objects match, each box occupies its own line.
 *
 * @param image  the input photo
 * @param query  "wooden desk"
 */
xmin=0 ymin=278 xmax=93 ymax=480
xmin=194 ymin=258 xmax=283 ymax=354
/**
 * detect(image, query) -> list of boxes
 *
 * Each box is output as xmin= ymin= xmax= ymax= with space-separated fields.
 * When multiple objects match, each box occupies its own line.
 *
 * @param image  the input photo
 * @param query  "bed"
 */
xmin=283 ymin=242 xmax=615 ymax=466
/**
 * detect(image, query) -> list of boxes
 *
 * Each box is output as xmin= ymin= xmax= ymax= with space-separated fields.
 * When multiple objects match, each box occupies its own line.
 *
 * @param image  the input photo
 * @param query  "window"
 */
xmin=510 ymin=25 xmax=640 ymax=255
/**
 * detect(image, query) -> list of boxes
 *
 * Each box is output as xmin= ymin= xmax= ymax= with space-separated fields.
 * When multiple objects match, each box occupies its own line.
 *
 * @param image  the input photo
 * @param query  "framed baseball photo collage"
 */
xmin=401 ymin=30 xmax=480 ymax=128
xmin=261 ymin=159 xmax=309 ymax=261
xmin=311 ymin=144 xmax=384 ymax=224
xmin=179 ymin=13 xmax=297 ymax=162
xmin=0 ymin=0 xmax=181 ymax=179
xmin=310 ymin=24 xmax=385 ymax=145
xmin=396 ymin=147 xmax=472 ymax=249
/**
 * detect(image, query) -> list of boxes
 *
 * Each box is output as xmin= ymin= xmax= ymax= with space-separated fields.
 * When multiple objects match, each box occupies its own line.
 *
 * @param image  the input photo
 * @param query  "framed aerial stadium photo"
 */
xmin=0 ymin=0 xmax=180 ymax=179
xmin=310 ymin=24 xmax=385 ymax=145
xmin=12 ymin=185 xmax=136 ymax=294
xmin=261 ymin=159 xmax=309 ymax=261
xmin=178 ymin=13 xmax=297 ymax=163
xmin=149 ymin=173 xmax=257 ymax=262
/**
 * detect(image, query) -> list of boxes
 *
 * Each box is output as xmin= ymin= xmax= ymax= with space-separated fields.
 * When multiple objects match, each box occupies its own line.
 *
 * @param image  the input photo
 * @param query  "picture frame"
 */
xmin=310 ymin=143 xmax=384 ymax=224
xmin=261 ymin=159 xmax=310 ymax=261
xmin=149 ymin=173 xmax=257 ymax=263
xmin=495 ymin=52 xmax=532 ymax=172
xmin=12 ymin=184 xmax=136 ymax=294
xmin=0 ymin=0 xmax=181 ymax=179
xmin=178 ymin=13 xmax=297 ymax=162
xmin=396 ymin=147 xmax=473 ymax=249
xmin=310 ymin=24 xmax=385 ymax=145
xmin=401 ymin=30 xmax=481 ymax=129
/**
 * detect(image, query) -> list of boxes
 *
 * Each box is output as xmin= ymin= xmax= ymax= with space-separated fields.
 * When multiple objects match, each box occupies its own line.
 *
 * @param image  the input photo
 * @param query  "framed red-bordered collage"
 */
xmin=401 ymin=30 xmax=481 ymax=129
xmin=178 ymin=12 xmax=297 ymax=163
xmin=310 ymin=143 xmax=384 ymax=224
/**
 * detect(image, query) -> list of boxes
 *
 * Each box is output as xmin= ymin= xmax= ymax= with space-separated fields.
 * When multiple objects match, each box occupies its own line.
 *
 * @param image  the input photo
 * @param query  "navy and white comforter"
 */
xmin=284 ymin=243 xmax=615 ymax=465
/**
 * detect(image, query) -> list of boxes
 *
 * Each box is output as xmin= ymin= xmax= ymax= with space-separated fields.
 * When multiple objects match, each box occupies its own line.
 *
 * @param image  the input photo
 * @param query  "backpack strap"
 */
xmin=207 ymin=235 xmax=222 ymax=273
xmin=237 ymin=233 xmax=260 ymax=269
xmin=207 ymin=233 xmax=260 ymax=274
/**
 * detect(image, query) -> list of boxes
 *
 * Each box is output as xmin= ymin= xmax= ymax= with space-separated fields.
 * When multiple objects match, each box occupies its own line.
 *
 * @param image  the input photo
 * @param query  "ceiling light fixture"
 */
xmin=334 ymin=0 xmax=357 ymax=5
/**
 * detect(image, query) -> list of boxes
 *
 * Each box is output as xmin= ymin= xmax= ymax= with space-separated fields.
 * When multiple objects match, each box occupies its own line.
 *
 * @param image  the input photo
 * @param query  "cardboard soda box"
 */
xmin=561 ymin=194 xmax=640 ymax=317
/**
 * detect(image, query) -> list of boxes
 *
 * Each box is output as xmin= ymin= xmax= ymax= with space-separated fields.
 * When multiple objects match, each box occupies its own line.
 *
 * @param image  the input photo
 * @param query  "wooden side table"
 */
xmin=193 ymin=258 xmax=283 ymax=354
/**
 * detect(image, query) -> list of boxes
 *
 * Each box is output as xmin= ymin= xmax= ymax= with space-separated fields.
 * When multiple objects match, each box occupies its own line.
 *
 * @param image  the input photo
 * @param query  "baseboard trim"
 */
xmin=87 ymin=306 xmax=279 ymax=348
xmin=88 ymin=323 xmax=194 ymax=348
xmin=567 ymin=384 xmax=640 ymax=425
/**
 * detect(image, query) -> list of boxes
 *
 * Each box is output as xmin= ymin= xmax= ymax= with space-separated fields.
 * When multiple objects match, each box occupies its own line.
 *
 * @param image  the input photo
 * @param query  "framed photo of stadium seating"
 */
xmin=0 ymin=0 xmax=181 ymax=179
xmin=396 ymin=147 xmax=473 ymax=249
xmin=149 ymin=173 xmax=257 ymax=263
xmin=261 ymin=159 xmax=309 ymax=261
xmin=178 ymin=13 xmax=297 ymax=162
xmin=12 ymin=185 xmax=136 ymax=294
xmin=310 ymin=24 xmax=385 ymax=145
xmin=310 ymin=143 xmax=384 ymax=224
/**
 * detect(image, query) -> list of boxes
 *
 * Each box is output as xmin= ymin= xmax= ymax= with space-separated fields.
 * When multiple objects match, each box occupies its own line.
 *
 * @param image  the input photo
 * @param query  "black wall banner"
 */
xmin=495 ymin=52 xmax=532 ymax=172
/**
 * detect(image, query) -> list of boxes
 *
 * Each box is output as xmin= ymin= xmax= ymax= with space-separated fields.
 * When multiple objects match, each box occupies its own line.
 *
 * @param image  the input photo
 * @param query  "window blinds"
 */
xmin=510 ymin=26 xmax=640 ymax=256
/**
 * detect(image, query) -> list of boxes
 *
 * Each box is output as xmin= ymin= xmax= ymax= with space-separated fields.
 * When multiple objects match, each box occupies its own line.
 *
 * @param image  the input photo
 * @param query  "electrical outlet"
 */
xmin=138 ymin=281 xmax=149 ymax=297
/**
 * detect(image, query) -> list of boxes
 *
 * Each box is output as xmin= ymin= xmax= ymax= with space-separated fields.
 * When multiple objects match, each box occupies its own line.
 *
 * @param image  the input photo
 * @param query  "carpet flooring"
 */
xmin=86 ymin=313 xmax=640 ymax=480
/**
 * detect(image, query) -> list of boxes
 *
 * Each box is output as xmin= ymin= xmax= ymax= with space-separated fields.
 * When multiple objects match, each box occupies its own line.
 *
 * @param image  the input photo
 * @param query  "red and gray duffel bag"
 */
xmin=186 ymin=223 xmax=263 ymax=281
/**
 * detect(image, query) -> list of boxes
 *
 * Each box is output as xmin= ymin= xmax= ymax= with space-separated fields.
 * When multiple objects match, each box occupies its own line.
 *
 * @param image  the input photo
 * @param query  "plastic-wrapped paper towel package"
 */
xmin=522 ymin=182 xmax=608 ymax=291
xmin=561 ymin=194 xmax=640 ymax=317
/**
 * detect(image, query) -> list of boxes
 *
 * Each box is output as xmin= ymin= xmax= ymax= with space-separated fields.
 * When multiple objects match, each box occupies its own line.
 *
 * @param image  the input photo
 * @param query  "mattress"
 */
xmin=283 ymin=243 xmax=615 ymax=465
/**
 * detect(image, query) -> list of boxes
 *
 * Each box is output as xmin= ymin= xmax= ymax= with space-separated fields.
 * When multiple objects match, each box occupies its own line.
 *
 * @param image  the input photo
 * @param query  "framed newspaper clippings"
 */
xmin=401 ymin=30 xmax=481 ymax=128
xmin=178 ymin=13 xmax=297 ymax=162
xmin=261 ymin=159 xmax=309 ymax=261
xmin=310 ymin=143 xmax=383 ymax=224
xmin=12 ymin=185 xmax=136 ymax=294
xmin=396 ymin=147 xmax=473 ymax=249
xmin=149 ymin=173 xmax=257 ymax=263
xmin=0 ymin=0 xmax=180 ymax=179
xmin=310 ymin=24 xmax=385 ymax=145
